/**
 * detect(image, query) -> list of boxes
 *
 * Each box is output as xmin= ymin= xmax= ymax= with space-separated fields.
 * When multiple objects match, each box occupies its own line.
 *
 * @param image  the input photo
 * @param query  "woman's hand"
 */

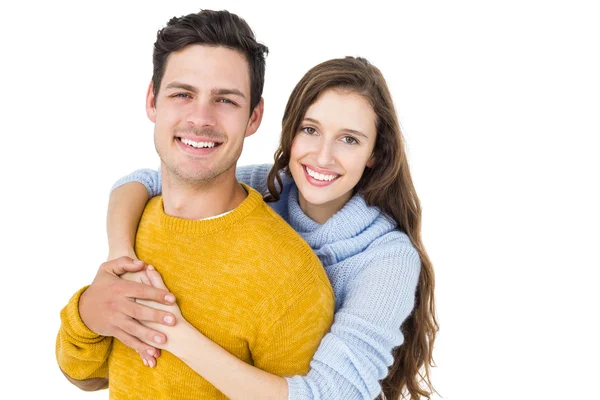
xmin=123 ymin=265 xmax=190 ymax=367
xmin=119 ymin=266 xmax=171 ymax=367
xmin=135 ymin=266 xmax=184 ymax=322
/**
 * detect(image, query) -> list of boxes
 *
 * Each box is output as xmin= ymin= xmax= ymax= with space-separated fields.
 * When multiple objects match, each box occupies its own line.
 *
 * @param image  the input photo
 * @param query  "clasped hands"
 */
xmin=79 ymin=256 xmax=188 ymax=368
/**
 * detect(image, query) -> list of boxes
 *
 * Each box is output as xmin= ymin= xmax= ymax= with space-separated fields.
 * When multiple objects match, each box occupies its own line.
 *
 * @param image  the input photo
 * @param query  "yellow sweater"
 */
xmin=56 ymin=185 xmax=334 ymax=399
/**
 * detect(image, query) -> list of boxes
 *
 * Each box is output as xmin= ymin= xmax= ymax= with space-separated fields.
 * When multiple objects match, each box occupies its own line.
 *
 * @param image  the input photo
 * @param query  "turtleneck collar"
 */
xmin=286 ymin=184 xmax=398 ymax=265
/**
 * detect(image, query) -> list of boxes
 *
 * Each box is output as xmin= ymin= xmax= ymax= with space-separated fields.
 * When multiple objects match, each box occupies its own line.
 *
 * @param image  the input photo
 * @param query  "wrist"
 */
xmin=169 ymin=320 xmax=199 ymax=359
xmin=107 ymin=247 xmax=137 ymax=261
xmin=78 ymin=287 xmax=99 ymax=335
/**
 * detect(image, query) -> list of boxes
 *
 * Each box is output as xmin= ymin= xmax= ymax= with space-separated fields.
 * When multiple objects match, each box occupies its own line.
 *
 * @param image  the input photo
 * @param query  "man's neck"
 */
xmin=161 ymin=169 xmax=247 ymax=220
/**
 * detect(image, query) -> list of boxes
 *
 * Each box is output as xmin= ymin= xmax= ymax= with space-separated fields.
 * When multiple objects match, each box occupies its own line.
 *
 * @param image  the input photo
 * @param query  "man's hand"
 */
xmin=79 ymin=257 xmax=177 ymax=366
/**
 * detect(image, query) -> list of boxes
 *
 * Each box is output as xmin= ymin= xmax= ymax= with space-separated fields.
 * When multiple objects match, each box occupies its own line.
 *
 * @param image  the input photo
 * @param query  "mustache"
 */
xmin=174 ymin=127 xmax=225 ymax=141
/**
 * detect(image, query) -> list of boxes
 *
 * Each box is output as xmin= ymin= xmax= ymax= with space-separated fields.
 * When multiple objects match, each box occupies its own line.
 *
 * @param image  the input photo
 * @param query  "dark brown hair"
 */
xmin=267 ymin=57 xmax=438 ymax=399
xmin=151 ymin=9 xmax=268 ymax=112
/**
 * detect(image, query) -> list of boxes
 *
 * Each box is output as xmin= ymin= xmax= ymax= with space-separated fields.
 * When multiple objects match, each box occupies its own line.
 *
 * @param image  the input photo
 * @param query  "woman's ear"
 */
xmin=366 ymin=154 xmax=376 ymax=168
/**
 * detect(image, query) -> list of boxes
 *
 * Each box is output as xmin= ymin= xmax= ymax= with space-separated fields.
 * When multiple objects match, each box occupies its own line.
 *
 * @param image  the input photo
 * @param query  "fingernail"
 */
xmin=154 ymin=335 xmax=164 ymax=344
xmin=148 ymin=265 xmax=155 ymax=271
xmin=133 ymin=259 xmax=144 ymax=266
xmin=149 ymin=359 xmax=155 ymax=368
xmin=164 ymin=315 xmax=175 ymax=324
xmin=143 ymin=358 xmax=148 ymax=367
xmin=146 ymin=349 xmax=155 ymax=356
xmin=165 ymin=294 xmax=175 ymax=303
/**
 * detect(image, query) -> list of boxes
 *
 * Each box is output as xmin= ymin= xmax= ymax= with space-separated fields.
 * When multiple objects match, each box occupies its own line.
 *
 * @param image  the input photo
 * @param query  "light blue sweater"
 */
xmin=112 ymin=164 xmax=421 ymax=400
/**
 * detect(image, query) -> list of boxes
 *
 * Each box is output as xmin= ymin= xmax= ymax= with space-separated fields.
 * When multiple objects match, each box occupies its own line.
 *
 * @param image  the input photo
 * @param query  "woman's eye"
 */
xmin=302 ymin=127 xmax=317 ymax=135
xmin=342 ymin=136 xmax=358 ymax=145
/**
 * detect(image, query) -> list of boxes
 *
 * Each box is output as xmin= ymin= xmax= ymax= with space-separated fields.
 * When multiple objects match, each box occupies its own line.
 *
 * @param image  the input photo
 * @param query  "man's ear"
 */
xmin=146 ymin=81 xmax=157 ymax=123
xmin=245 ymin=97 xmax=264 ymax=138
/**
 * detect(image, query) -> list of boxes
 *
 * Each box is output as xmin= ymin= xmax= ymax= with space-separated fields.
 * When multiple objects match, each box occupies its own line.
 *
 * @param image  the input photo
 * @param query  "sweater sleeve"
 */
xmin=235 ymin=164 xmax=273 ymax=196
xmin=109 ymin=164 xmax=274 ymax=198
xmin=55 ymin=286 xmax=113 ymax=391
xmin=111 ymin=168 xmax=162 ymax=197
xmin=285 ymin=242 xmax=421 ymax=400
xmin=251 ymin=261 xmax=334 ymax=378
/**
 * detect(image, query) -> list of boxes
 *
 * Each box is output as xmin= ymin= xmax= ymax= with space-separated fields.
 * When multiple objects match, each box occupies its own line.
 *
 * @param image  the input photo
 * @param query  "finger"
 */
xmin=112 ymin=278 xmax=174 ymax=305
xmin=138 ymin=352 xmax=157 ymax=368
xmin=119 ymin=315 xmax=168 ymax=346
xmin=128 ymin=299 xmax=176 ymax=326
xmin=146 ymin=265 xmax=168 ymax=290
xmin=119 ymin=258 xmax=146 ymax=273
xmin=138 ymin=270 xmax=151 ymax=286
xmin=112 ymin=326 xmax=160 ymax=358
xmin=101 ymin=256 xmax=146 ymax=276
xmin=129 ymin=280 xmax=175 ymax=305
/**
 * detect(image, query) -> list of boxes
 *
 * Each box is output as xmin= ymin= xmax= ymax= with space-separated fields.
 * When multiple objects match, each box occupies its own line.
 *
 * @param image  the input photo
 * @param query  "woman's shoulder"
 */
xmin=362 ymin=226 xmax=420 ymax=268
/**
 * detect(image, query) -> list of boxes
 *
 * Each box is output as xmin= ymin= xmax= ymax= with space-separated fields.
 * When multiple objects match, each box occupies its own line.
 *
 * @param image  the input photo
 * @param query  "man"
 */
xmin=56 ymin=10 xmax=334 ymax=399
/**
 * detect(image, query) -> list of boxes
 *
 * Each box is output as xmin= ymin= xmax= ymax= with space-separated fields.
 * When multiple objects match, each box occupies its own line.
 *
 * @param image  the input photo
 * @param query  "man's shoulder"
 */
xmin=144 ymin=196 xmax=162 ymax=211
xmin=139 ymin=196 xmax=162 ymax=222
xmin=241 ymin=198 xmax=328 ymax=283
xmin=246 ymin=200 xmax=312 ymax=251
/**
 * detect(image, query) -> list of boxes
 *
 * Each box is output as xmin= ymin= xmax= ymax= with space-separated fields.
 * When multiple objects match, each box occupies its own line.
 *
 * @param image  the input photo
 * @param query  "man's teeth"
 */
xmin=306 ymin=167 xmax=338 ymax=181
xmin=181 ymin=138 xmax=216 ymax=148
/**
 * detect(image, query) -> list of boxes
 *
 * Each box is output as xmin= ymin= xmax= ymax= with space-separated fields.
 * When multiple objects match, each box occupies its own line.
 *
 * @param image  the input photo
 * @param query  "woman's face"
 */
xmin=289 ymin=88 xmax=377 ymax=221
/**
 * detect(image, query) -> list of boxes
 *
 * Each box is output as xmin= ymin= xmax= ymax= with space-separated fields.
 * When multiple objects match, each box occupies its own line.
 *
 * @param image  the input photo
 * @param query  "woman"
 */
xmin=110 ymin=56 xmax=438 ymax=399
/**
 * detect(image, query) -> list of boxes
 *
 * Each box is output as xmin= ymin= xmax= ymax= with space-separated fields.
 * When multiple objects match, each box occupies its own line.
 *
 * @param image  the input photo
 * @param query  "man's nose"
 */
xmin=186 ymin=101 xmax=217 ymax=127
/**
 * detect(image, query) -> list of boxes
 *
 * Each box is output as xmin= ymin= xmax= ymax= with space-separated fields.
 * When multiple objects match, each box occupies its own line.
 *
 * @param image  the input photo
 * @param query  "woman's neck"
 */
xmin=297 ymin=191 xmax=352 ymax=224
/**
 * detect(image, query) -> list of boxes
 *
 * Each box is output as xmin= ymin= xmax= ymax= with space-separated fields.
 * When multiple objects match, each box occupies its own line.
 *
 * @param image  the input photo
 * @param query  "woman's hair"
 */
xmin=266 ymin=57 xmax=438 ymax=399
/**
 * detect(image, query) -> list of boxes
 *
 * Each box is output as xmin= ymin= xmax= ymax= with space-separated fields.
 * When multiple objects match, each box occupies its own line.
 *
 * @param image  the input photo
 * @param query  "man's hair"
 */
xmin=152 ymin=9 xmax=268 ymax=112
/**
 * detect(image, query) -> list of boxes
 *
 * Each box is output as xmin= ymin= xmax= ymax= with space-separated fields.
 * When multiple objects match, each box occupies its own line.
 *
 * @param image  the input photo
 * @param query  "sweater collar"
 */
xmin=287 ymin=184 xmax=396 ymax=251
xmin=155 ymin=183 xmax=264 ymax=236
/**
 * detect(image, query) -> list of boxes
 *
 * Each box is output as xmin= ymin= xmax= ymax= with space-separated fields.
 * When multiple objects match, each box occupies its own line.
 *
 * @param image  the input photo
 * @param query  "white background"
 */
xmin=1 ymin=1 xmax=598 ymax=399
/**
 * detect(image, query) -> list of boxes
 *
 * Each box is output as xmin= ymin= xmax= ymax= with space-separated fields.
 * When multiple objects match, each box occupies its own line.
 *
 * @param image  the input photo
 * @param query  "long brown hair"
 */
xmin=267 ymin=57 xmax=438 ymax=399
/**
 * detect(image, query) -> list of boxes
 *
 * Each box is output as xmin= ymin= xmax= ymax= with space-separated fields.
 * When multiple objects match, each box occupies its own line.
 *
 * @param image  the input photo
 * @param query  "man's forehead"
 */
xmin=161 ymin=45 xmax=251 ymax=95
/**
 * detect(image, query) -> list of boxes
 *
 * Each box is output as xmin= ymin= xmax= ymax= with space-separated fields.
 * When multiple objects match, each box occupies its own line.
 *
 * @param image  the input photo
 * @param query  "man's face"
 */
xmin=147 ymin=45 xmax=262 ymax=185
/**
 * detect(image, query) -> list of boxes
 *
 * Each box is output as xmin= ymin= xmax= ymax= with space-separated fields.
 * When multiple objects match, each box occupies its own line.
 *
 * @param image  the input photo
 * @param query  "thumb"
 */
xmin=102 ymin=256 xmax=146 ymax=276
xmin=146 ymin=265 xmax=168 ymax=290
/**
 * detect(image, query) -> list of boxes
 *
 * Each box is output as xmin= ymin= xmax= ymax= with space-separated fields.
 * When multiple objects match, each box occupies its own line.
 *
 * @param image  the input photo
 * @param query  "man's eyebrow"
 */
xmin=163 ymin=83 xmax=247 ymax=100
xmin=211 ymin=88 xmax=246 ymax=100
xmin=303 ymin=117 xmax=369 ymax=139
xmin=164 ymin=82 xmax=198 ymax=93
